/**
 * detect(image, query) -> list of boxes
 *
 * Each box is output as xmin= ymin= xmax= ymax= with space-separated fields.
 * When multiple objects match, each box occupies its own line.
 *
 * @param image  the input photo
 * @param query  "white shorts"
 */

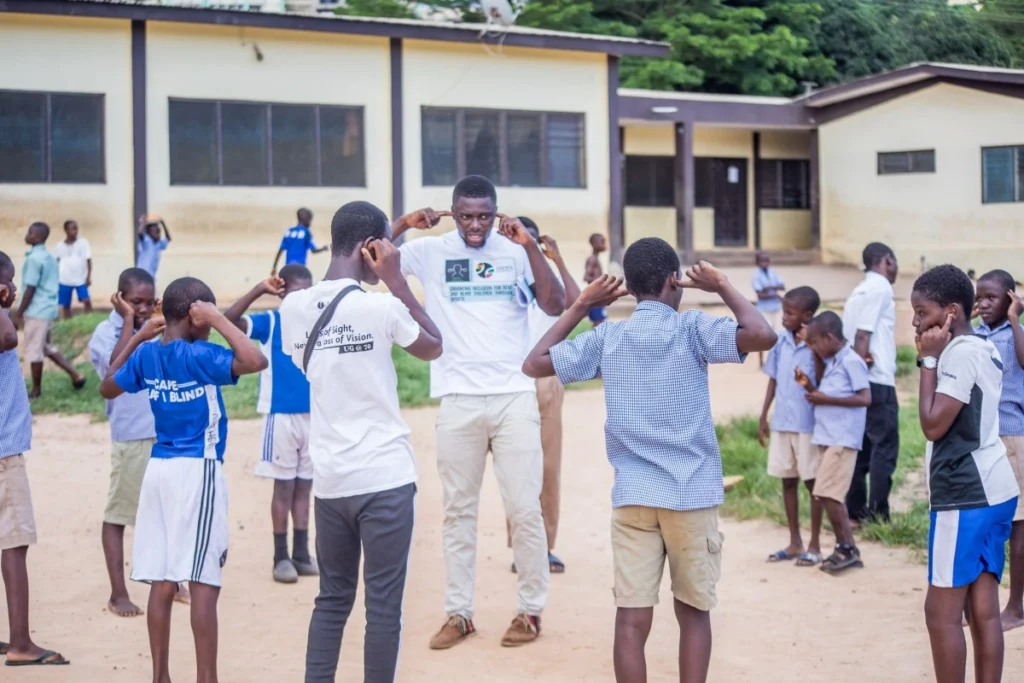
xmin=255 ymin=413 xmax=312 ymax=481
xmin=131 ymin=457 xmax=229 ymax=587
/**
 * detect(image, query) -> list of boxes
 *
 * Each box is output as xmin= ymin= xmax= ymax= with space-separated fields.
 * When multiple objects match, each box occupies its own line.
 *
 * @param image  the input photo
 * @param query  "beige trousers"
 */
xmin=437 ymin=392 xmax=550 ymax=619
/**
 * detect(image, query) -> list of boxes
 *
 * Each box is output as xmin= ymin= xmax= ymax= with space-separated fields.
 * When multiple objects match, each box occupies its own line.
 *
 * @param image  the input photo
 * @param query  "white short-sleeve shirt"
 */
xmin=400 ymin=230 xmax=536 ymax=398
xmin=279 ymin=278 xmax=421 ymax=499
xmin=842 ymin=271 xmax=897 ymax=387
xmin=53 ymin=238 xmax=91 ymax=287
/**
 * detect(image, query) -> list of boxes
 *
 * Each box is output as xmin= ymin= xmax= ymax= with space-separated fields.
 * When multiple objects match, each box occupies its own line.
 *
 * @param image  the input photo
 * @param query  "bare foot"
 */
xmin=1000 ymin=607 xmax=1024 ymax=632
xmin=174 ymin=583 xmax=191 ymax=605
xmin=108 ymin=595 xmax=144 ymax=617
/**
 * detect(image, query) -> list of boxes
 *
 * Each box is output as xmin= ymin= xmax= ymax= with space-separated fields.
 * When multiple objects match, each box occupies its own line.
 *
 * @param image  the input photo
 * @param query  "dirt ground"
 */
xmin=6 ymin=357 xmax=1024 ymax=682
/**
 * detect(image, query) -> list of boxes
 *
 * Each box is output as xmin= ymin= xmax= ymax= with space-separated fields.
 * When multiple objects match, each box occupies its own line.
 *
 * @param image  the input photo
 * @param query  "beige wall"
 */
xmin=146 ymin=23 xmax=391 ymax=298
xmin=402 ymin=40 xmax=609 ymax=284
xmin=820 ymin=82 xmax=1024 ymax=274
xmin=0 ymin=14 xmax=133 ymax=297
xmin=760 ymin=130 xmax=810 ymax=160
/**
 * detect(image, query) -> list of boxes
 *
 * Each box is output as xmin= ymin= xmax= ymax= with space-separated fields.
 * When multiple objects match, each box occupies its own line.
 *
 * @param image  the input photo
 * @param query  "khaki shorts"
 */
xmin=812 ymin=446 xmax=858 ymax=503
xmin=1002 ymin=436 xmax=1024 ymax=522
xmin=611 ymin=505 xmax=723 ymax=611
xmin=0 ymin=455 xmax=37 ymax=550
xmin=767 ymin=431 xmax=820 ymax=481
xmin=22 ymin=316 xmax=56 ymax=364
xmin=105 ymin=438 xmax=155 ymax=527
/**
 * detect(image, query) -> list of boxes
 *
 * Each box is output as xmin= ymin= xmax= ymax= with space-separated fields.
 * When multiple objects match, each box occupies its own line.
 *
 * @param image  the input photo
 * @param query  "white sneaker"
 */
xmin=273 ymin=559 xmax=299 ymax=584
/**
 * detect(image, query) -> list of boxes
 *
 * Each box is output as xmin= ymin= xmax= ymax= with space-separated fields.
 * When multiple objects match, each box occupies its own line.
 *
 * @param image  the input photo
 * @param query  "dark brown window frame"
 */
xmin=168 ymin=97 xmax=366 ymax=187
xmin=877 ymin=149 xmax=935 ymax=175
xmin=758 ymin=158 xmax=810 ymax=210
xmin=981 ymin=145 xmax=1024 ymax=204
xmin=0 ymin=89 xmax=106 ymax=184
xmin=421 ymin=106 xmax=586 ymax=189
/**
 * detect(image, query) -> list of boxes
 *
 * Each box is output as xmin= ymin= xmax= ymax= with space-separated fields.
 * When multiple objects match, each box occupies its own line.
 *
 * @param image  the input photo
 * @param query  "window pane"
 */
xmin=546 ymin=114 xmax=583 ymax=188
xmin=910 ymin=150 xmax=935 ymax=173
xmin=1017 ymin=147 xmax=1024 ymax=202
xmin=270 ymin=104 xmax=317 ymax=186
xmin=694 ymin=157 xmax=712 ymax=207
xmin=781 ymin=160 xmax=808 ymax=209
xmin=758 ymin=160 xmax=780 ymax=209
xmin=0 ymin=92 xmax=45 ymax=182
xmin=508 ymin=113 xmax=541 ymax=187
xmin=50 ymin=94 xmax=104 ymax=183
xmin=625 ymin=156 xmax=653 ymax=206
xmin=221 ymin=102 xmax=268 ymax=186
xmin=652 ymin=157 xmax=674 ymax=206
xmin=169 ymin=100 xmax=218 ymax=185
xmin=319 ymin=107 xmax=365 ymax=187
xmin=464 ymin=111 xmax=500 ymax=182
xmin=983 ymin=147 xmax=1015 ymax=203
xmin=878 ymin=152 xmax=910 ymax=174
xmin=422 ymin=108 xmax=457 ymax=187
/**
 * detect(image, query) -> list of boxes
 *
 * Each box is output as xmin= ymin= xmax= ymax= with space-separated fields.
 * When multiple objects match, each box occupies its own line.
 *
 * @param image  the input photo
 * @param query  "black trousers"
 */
xmin=846 ymin=383 xmax=899 ymax=522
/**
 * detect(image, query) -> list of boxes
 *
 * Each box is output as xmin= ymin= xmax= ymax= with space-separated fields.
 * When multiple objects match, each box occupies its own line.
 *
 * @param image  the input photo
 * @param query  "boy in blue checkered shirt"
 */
xmin=523 ymin=237 xmax=777 ymax=683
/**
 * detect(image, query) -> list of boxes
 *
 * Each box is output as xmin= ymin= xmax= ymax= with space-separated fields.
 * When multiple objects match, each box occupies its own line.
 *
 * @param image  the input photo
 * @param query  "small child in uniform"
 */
xmin=523 ymin=237 xmax=777 ymax=683
xmin=752 ymin=252 xmax=785 ymax=367
xmin=802 ymin=311 xmax=871 ymax=574
xmin=913 ymin=265 xmax=1019 ymax=683
xmin=759 ymin=286 xmax=825 ymax=567
xmin=99 ymin=277 xmax=267 ymax=683
xmin=224 ymin=265 xmax=319 ymax=584
xmin=583 ymin=232 xmax=608 ymax=325
xmin=973 ymin=268 xmax=1024 ymax=631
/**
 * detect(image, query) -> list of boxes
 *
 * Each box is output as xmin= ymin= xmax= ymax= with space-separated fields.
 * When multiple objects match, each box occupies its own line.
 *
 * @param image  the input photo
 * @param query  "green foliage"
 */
xmin=980 ymin=0 xmax=1024 ymax=67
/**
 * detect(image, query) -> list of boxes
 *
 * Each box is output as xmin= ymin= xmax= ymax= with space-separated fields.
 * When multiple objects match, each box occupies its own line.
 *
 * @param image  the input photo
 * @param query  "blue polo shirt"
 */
xmin=763 ymin=330 xmax=816 ymax=434
xmin=812 ymin=344 xmax=870 ymax=450
xmin=22 ymin=244 xmax=59 ymax=320
xmin=113 ymin=340 xmax=238 ymax=461
xmin=975 ymin=319 xmax=1024 ymax=436
xmin=245 ymin=310 xmax=310 ymax=415
xmin=280 ymin=225 xmax=318 ymax=266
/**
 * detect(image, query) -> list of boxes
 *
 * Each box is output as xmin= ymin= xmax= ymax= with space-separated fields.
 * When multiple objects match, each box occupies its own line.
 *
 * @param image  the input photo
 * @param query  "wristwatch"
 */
xmin=917 ymin=356 xmax=939 ymax=370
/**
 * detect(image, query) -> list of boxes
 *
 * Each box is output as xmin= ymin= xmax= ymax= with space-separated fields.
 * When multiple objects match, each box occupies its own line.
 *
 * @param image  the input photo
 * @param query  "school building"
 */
xmin=2 ymin=2 xmax=1024 ymax=299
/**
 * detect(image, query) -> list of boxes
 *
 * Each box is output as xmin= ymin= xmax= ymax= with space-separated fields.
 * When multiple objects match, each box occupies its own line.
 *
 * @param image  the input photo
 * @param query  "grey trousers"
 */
xmin=304 ymin=483 xmax=415 ymax=683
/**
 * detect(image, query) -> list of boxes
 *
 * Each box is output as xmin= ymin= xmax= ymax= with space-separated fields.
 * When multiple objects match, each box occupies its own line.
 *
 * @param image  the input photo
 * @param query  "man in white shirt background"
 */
xmin=842 ymin=242 xmax=899 ymax=524
xmin=53 ymin=219 xmax=92 ymax=319
xmin=393 ymin=175 xmax=565 ymax=650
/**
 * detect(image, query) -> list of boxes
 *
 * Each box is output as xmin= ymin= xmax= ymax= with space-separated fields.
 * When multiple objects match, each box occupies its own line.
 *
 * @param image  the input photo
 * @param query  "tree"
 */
xmin=979 ymin=0 xmax=1024 ymax=67
xmin=814 ymin=0 xmax=914 ymax=84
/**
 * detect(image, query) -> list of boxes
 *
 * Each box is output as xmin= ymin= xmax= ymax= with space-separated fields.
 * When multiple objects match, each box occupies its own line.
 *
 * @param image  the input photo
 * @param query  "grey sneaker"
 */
xmin=293 ymin=557 xmax=319 ymax=577
xmin=273 ymin=559 xmax=299 ymax=584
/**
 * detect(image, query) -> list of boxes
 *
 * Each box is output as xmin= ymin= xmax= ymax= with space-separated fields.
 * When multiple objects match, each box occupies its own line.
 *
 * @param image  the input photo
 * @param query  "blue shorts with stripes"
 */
xmin=928 ymin=497 xmax=1016 ymax=588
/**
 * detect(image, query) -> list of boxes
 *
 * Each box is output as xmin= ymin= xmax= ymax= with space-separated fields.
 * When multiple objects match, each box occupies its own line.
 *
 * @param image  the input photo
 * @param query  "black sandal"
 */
xmin=820 ymin=545 xmax=864 ymax=575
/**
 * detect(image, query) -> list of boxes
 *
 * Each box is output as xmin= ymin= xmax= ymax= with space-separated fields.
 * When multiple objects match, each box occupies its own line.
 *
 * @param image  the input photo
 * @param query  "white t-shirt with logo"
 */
xmin=842 ymin=271 xmax=897 ymax=387
xmin=400 ymin=230 xmax=536 ymax=398
xmin=279 ymin=278 xmax=421 ymax=499
xmin=53 ymin=238 xmax=91 ymax=287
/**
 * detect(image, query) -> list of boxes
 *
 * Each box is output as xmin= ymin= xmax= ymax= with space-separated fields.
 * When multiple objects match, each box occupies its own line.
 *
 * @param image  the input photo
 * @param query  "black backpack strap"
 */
xmin=302 ymin=284 xmax=363 ymax=374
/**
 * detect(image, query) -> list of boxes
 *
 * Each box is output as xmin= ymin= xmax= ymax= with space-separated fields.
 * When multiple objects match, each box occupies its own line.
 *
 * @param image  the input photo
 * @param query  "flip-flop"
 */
xmin=5 ymin=650 xmax=70 ymax=666
xmin=795 ymin=552 xmax=822 ymax=567
xmin=766 ymin=549 xmax=799 ymax=563
xmin=548 ymin=552 xmax=565 ymax=574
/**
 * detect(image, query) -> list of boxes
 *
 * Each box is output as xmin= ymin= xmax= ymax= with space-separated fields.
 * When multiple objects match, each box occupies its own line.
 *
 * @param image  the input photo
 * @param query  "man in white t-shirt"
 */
xmin=278 ymin=201 xmax=443 ymax=683
xmin=394 ymin=175 xmax=566 ymax=650
xmin=842 ymin=242 xmax=899 ymax=524
xmin=53 ymin=219 xmax=92 ymax=319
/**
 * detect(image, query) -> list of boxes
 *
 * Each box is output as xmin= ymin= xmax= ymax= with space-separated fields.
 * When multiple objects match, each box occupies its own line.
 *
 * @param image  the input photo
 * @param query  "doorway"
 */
xmin=710 ymin=158 xmax=748 ymax=247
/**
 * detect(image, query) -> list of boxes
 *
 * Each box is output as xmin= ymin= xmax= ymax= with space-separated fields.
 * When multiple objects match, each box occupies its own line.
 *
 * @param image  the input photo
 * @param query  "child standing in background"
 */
xmin=136 ymin=215 xmax=171 ymax=282
xmin=760 ymin=286 xmax=825 ymax=567
xmin=753 ymin=252 xmax=785 ymax=367
xmin=583 ymin=233 xmax=608 ymax=326
xmin=53 ymin=219 xmax=92 ymax=319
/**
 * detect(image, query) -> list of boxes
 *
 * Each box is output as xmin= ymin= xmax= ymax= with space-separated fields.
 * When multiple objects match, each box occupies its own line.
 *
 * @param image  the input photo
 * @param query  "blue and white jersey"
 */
xmin=280 ymin=225 xmax=318 ymax=266
xmin=245 ymin=310 xmax=310 ymax=415
xmin=113 ymin=340 xmax=237 ymax=461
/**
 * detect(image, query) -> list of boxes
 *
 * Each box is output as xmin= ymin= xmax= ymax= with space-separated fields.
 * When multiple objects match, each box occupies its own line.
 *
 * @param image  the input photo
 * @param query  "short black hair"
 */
xmin=330 ymin=201 xmax=390 ymax=257
xmin=297 ymin=207 xmax=312 ymax=221
xmin=913 ymin=264 xmax=974 ymax=317
xmin=63 ymin=219 xmax=76 ymax=230
xmin=808 ymin=310 xmax=844 ymax=340
xmin=862 ymin=242 xmax=894 ymax=270
xmin=162 ymin=277 xmax=216 ymax=322
xmin=0 ymin=251 xmax=13 ymax=277
xmin=117 ymin=267 xmax=155 ymax=294
xmin=589 ymin=233 xmax=604 ymax=246
xmin=978 ymin=269 xmax=1016 ymax=294
xmin=623 ymin=237 xmax=680 ymax=297
xmin=29 ymin=221 xmax=50 ymax=241
xmin=519 ymin=216 xmax=539 ymax=233
xmin=279 ymin=264 xmax=313 ymax=288
xmin=452 ymin=175 xmax=496 ymax=204
xmin=784 ymin=286 xmax=820 ymax=315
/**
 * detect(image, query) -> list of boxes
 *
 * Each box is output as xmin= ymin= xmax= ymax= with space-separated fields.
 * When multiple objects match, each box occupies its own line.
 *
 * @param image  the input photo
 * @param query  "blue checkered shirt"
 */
xmin=764 ymin=330 xmax=816 ymax=434
xmin=0 ymin=340 xmax=32 ymax=459
xmin=812 ymin=344 xmax=870 ymax=450
xmin=975 ymin=320 xmax=1024 ymax=436
xmin=550 ymin=301 xmax=746 ymax=511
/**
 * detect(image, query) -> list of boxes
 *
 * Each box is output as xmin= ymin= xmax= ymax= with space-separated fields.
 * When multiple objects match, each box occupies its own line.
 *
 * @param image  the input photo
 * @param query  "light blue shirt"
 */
xmin=975 ymin=319 xmax=1024 ymax=436
xmin=812 ymin=344 xmax=870 ymax=450
xmin=550 ymin=301 xmax=746 ymax=511
xmin=0 ymin=332 xmax=32 ymax=459
xmin=137 ymin=235 xmax=169 ymax=279
xmin=752 ymin=267 xmax=785 ymax=314
xmin=764 ymin=330 xmax=816 ymax=434
xmin=89 ymin=311 xmax=157 ymax=443
xmin=22 ymin=244 xmax=59 ymax=320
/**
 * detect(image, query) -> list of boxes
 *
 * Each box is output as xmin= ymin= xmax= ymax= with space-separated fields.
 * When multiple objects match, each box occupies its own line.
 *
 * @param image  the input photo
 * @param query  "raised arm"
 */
xmin=99 ymin=317 xmax=166 ymax=399
xmin=160 ymin=220 xmax=171 ymax=243
xmin=498 ymin=215 xmax=563 ymax=316
xmin=189 ymin=302 xmax=267 ymax=376
xmin=0 ymin=297 xmax=17 ymax=352
xmin=271 ymin=249 xmax=285 ymax=277
xmin=224 ymin=277 xmax=284 ymax=332
xmin=390 ymin=208 xmax=450 ymax=244
xmin=916 ymin=316 xmax=967 ymax=441
xmin=538 ymin=236 xmax=581 ymax=309
xmin=679 ymin=261 xmax=776 ymax=354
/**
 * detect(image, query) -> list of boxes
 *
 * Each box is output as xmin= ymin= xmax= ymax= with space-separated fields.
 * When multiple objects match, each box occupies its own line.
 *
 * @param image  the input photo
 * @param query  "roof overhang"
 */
xmin=618 ymin=89 xmax=812 ymax=129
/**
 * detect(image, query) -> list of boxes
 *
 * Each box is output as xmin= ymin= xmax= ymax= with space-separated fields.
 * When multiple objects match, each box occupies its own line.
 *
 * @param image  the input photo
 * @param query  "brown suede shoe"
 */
xmin=500 ymin=613 xmax=541 ymax=647
xmin=429 ymin=615 xmax=476 ymax=650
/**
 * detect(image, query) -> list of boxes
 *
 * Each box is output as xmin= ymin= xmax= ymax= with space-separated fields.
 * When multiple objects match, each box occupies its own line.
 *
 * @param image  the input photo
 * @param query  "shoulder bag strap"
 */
xmin=302 ymin=284 xmax=363 ymax=374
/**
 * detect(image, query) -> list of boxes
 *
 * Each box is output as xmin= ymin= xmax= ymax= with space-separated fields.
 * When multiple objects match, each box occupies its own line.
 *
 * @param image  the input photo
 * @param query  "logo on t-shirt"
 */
xmin=313 ymin=323 xmax=375 ymax=354
xmin=446 ymin=260 xmax=470 ymax=283
xmin=475 ymin=262 xmax=495 ymax=279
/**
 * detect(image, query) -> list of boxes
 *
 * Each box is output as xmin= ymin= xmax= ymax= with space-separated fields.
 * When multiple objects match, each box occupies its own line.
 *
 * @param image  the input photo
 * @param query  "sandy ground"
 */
xmin=6 ymin=357 xmax=1024 ymax=682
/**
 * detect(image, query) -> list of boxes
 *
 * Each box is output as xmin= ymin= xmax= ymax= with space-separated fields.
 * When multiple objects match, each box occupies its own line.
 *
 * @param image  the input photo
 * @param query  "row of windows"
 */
xmin=877 ymin=147 xmax=1024 ymax=204
xmin=0 ymin=92 xmax=105 ymax=183
xmin=625 ymin=156 xmax=811 ymax=210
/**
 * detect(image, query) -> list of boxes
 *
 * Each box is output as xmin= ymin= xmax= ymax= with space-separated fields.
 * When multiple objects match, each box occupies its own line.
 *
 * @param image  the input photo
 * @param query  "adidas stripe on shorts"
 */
xmin=131 ymin=457 xmax=229 ymax=587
